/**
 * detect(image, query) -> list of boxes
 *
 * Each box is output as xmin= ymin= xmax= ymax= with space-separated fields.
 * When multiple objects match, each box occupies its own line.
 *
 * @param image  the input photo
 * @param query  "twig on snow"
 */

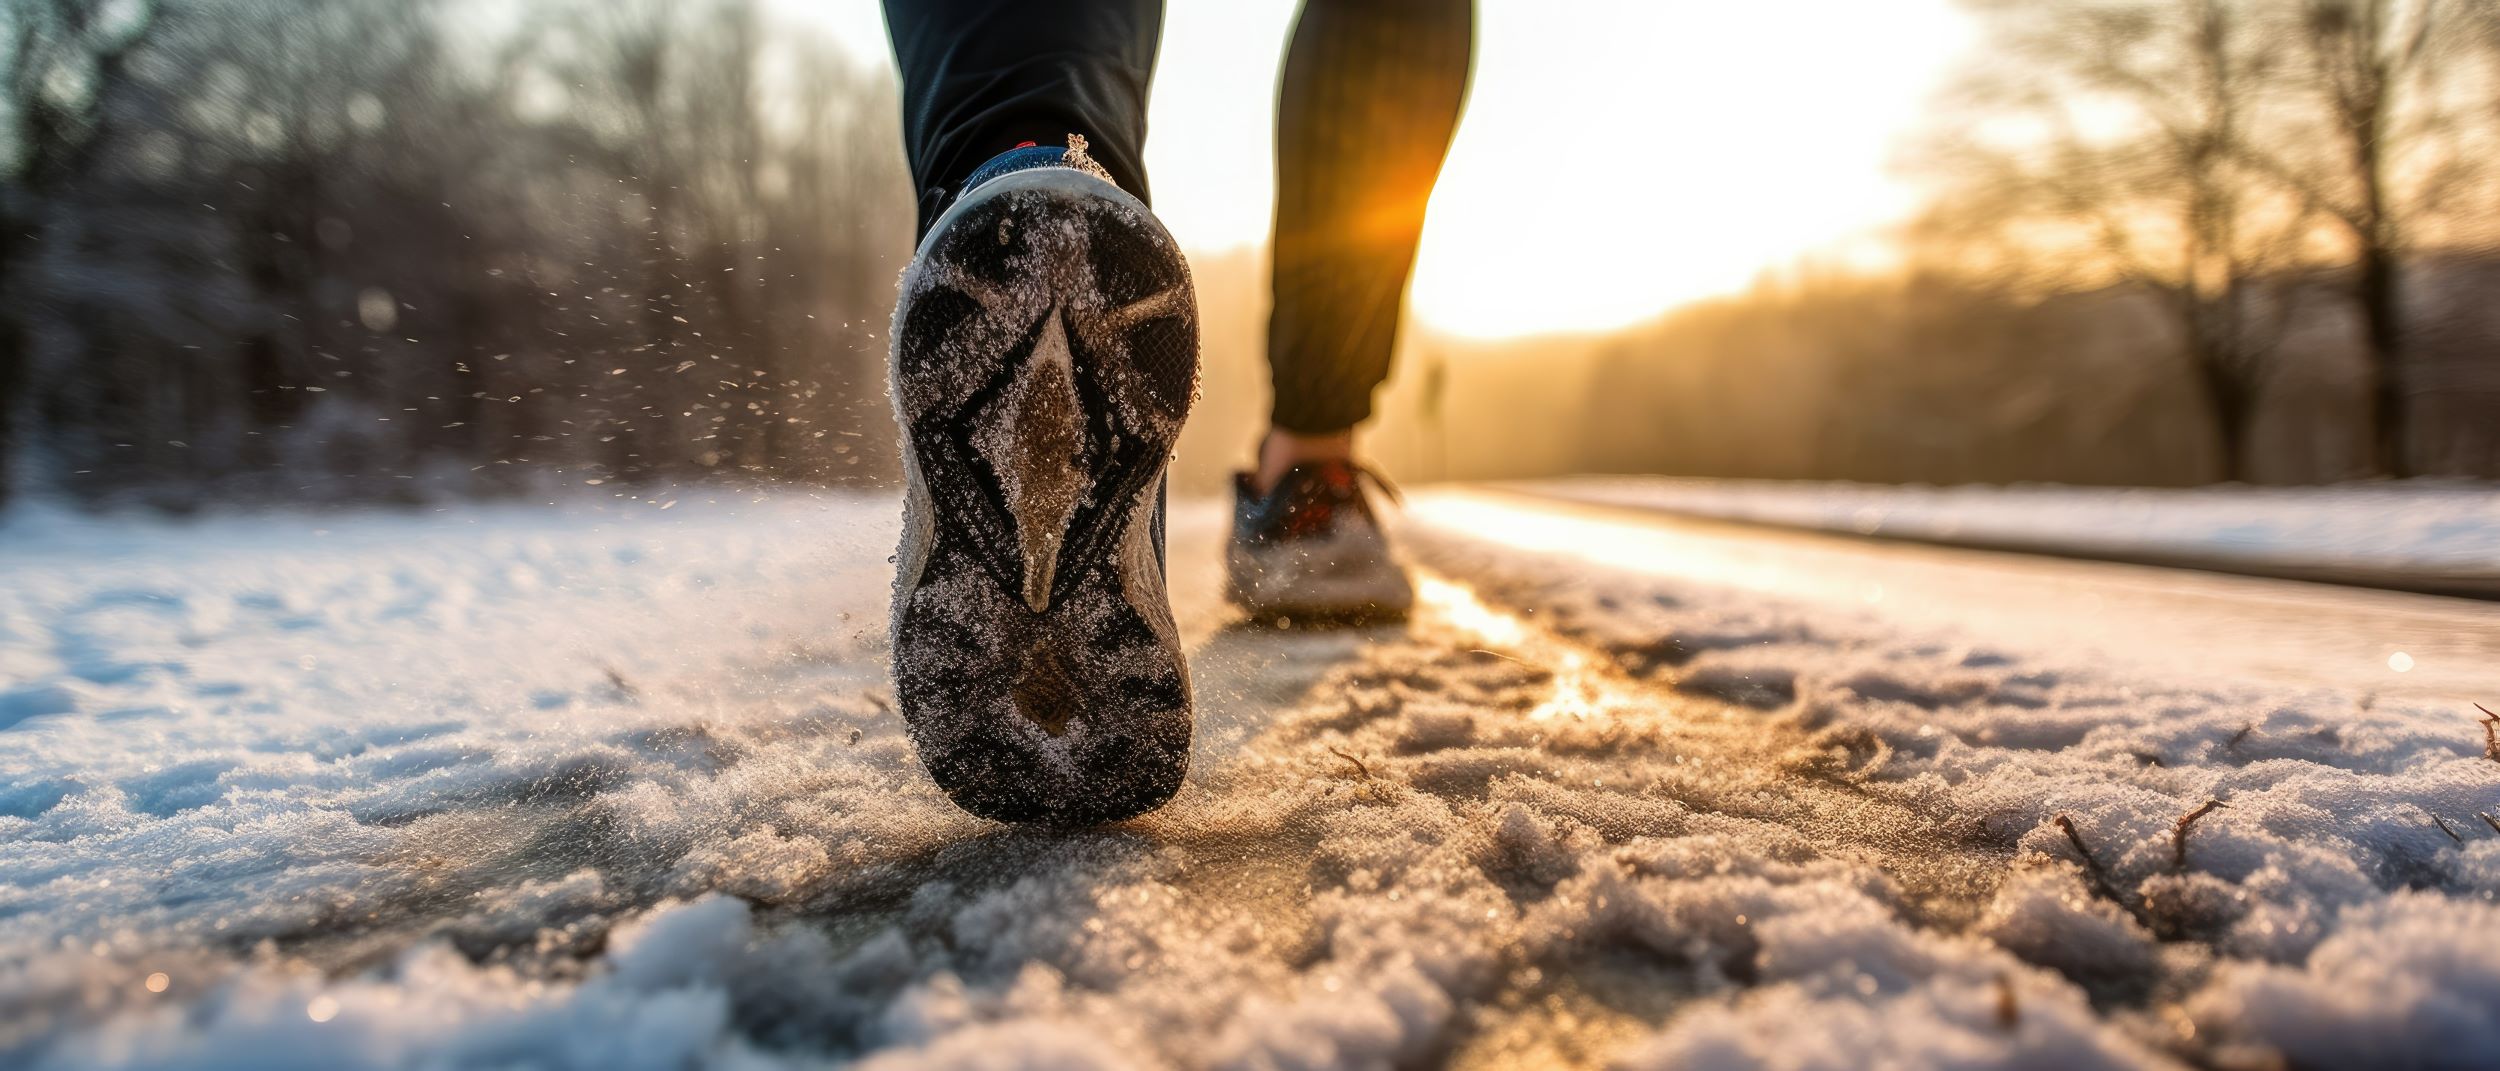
xmin=2052 ymin=814 xmax=2124 ymax=904
xmin=2478 ymin=704 xmax=2499 ymax=763
xmin=2481 ymin=812 xmax=2500 ymax=837
xmin=1993 ymin=974 xmax=2020 ymax=1030
xmin=2172 ymin=799 xmax=2227 ymax=871
xmin=2054 ymin=814 xmax=2164 ymax=933
xmin=1326 ymin=745 xmax=1372 ymax=780
xmin=2226 ymin=724 xmax=2254 ymax=751
xmin=602 ymin=665 xmax=639 ymax=699
xmin=2432 ymin=814 xmax=2463 ymax=844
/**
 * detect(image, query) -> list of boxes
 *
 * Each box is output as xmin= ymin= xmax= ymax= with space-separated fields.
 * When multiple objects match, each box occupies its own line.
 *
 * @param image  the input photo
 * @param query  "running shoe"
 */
xmin=888 ymin=137 xmax=1200 ymax=824
xmin=1225 ymin=460 xmax=1414 ymax=623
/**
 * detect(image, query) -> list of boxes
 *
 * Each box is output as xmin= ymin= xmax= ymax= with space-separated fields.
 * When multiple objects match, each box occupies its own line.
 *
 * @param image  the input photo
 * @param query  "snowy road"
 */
xmin=1417 ymin=487 xmax=2500 ymax=708
xmin=1523 ymin=477 xmax=2500 ymax=599
xmin=3 ymin=490 xmax=2496 ymax=1069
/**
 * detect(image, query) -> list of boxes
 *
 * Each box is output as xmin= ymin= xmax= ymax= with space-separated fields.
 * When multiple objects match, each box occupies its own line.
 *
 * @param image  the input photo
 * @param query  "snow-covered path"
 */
xmin=3 ymin=490 xmax=2496 ymax=1069
xmin=1419 ymin=487 xmax=2499 ymax=707
xmin=1526 ymin=477 xmax=2500 ymax=597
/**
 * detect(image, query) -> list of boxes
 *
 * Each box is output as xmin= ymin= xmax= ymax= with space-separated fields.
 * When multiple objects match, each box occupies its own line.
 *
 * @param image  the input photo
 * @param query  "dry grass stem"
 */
xmin=2053 ymin=814 xmax=2125 ymax=905
xmin=2172 ymin=799 xmax=2227 ymax=871
xmin=1326 ymin=745 xmax=1373 ymax=780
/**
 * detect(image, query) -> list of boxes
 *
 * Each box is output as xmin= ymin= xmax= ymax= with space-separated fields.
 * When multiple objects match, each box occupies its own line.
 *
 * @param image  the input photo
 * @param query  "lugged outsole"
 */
xmin=888 ymin=168 xmax=1200 ymax=826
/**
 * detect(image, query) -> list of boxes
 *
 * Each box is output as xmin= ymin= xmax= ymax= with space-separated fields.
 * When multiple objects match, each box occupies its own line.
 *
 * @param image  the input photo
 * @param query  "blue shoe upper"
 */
xmin=959 ymin=143 xmax=1082 ymax=199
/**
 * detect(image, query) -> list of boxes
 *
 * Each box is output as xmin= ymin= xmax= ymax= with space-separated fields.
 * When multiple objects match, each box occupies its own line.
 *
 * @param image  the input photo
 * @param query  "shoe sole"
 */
xmin=889 ymin=167 xmax=1199 ymax=825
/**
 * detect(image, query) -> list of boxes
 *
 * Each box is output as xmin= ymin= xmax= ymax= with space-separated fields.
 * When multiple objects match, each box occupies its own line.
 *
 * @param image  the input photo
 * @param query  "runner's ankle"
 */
xmin=1255 ymin=429 xmax=1355 ymax=495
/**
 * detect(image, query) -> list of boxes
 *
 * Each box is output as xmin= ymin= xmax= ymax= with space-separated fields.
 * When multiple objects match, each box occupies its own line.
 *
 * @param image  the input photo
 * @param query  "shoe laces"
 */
xmin=1346 ymin=461 xmax=1403 ymax=509
xmin=1288 ymin=459 xmax=1401 ymax=508
xmin=1246 ymin=460 xmax=1401 ymax=542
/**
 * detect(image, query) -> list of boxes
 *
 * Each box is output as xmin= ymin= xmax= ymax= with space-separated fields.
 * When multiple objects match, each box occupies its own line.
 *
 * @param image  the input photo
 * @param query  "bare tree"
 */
xmin=2243 ymin=0 xmax=2459 ymax=475
xmin=1912 ymin=0 xmax=2302 ymax=479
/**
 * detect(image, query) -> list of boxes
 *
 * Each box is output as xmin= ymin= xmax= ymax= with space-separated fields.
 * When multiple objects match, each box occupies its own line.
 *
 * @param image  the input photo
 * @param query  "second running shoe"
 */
xmin=1226 ymin=459 xmax=1415 ymax=624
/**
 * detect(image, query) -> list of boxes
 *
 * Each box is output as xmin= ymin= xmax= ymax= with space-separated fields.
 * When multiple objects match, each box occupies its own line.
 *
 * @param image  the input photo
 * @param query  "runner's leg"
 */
xmin=1221 ymin=0 xmax=1472 ymax=623
xmin=1266 ymin=0 xmax=1474 ymax=439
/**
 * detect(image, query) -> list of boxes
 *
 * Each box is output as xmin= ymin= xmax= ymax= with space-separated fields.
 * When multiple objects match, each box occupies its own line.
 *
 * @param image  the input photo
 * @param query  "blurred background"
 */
xmin=4 ymin=0 xmax=2496 ymax=513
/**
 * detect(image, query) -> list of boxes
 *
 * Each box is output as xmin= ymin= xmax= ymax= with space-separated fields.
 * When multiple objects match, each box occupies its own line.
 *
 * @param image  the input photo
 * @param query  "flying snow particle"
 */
xmin=357 ymin=289 xmax=397 ymax=333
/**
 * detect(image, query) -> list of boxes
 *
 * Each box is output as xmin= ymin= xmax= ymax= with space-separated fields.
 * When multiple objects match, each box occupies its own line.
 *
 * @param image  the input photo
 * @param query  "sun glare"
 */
xmin=1405 ymin=1 xmax=1975 ymax=338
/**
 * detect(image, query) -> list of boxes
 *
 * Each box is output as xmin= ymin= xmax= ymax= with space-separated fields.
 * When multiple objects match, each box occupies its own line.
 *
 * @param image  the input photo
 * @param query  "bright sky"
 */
xmin=785 ymin=0 xmax=1975 ymax=338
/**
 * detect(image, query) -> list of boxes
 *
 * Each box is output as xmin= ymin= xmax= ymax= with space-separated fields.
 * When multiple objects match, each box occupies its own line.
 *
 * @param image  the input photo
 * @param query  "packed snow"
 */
xmin=1532 ymin=476 xmax=2500 ymax=591
xmin=2 ymin=489 xmax=2496 ymax=1069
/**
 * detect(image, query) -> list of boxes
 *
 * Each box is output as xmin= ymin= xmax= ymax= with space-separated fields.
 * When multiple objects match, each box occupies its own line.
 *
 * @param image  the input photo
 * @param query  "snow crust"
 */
xmin=2 ymin=494 xmax=2495 ymax=1069
xmin=1416 ymin=529 xmax=2500 ymax=1069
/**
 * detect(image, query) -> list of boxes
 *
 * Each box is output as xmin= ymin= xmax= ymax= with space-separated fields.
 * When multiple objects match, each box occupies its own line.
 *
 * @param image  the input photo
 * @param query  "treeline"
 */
xmin=1 ymin=0 xmax=915 ymax=509
xmin=1372 ymin=252 xmax=2500 ymax=491
xmin=1563 ymin=257 xmax=2500 ymax=486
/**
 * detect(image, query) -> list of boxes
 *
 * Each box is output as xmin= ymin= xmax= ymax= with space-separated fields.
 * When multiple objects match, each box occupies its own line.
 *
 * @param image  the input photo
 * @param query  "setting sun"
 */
xmin=1400 ymin=1 xmax=1974 ymax=337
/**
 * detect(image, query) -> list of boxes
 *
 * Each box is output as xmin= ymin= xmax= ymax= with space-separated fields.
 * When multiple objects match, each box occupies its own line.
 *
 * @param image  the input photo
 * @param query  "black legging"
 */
xmin=882 ymin=0 xmax=1475 ymax=436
